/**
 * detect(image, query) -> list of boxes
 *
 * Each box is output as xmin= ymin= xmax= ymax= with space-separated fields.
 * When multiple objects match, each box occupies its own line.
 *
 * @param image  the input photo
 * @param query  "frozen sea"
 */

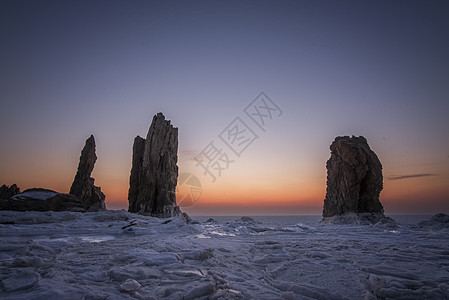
xmin=0 ymin=211 xmax=448 ymax=299
xmin=193 ymin=215 xmax=432 ymax=227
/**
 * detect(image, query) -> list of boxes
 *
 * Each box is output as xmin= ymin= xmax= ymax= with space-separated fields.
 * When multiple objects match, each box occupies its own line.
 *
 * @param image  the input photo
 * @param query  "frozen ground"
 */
xmin=0 ymin=211 xmax=448 ymax=299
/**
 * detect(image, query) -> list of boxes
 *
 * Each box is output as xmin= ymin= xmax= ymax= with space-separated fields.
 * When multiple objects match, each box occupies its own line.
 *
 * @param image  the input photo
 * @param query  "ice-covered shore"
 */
xmin=0 ymin=211 xmax=448 ymax=299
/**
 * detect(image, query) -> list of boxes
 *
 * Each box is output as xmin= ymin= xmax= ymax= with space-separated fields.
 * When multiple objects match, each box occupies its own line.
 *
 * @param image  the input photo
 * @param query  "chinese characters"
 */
xmin=193 ymin=92 xmax=283 ymax=183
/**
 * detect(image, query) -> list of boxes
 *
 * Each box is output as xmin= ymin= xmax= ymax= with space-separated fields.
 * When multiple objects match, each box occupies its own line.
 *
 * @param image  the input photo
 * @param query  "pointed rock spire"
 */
xmin=70 ymin=135 xmax=105 ymax=211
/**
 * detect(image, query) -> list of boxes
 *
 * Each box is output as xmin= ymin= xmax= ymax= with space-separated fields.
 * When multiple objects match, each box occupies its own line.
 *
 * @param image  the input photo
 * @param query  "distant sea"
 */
xmin=191 ymin=215 xmax=433 ymax=226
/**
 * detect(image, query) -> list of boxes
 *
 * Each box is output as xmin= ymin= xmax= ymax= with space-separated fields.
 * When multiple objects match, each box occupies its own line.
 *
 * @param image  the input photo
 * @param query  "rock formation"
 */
xmin=1 ymin=136 xmax=105 ymax=213
xmin=0 ymin=184 xmax=20 ymax=199
xmin=70 ymin=135 xmax=105 ymax=211
xmin=1 ymin=188 xmax=85 ymax=212
xmin=323 ymin=136 xmax=384 ymax=218
xmin=128 ymin=113 xmax=181 ymax=217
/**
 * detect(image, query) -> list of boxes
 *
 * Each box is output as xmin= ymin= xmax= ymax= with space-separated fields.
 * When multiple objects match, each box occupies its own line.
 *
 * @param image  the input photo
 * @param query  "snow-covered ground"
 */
xmin=0 ymin=211 xmax=448 ymax=299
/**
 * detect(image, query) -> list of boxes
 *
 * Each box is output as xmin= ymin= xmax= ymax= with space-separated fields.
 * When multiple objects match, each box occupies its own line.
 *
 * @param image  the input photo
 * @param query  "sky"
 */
xmin=0 ymin=0 xmax=448 ymax=215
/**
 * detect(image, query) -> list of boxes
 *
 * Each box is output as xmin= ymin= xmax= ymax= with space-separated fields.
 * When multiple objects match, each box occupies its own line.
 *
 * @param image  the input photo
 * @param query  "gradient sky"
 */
xmin=1 ymin=0 xmax=448 ymax=215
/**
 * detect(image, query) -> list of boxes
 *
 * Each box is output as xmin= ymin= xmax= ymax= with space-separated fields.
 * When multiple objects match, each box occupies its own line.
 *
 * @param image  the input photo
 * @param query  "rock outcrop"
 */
xmin=1 ymin=136 xmax=105 ymax=213
xmin=70 ymin=135 xmax=106 ymax=211
xmin=1 ymin=188 xmax=84 ymax=212
xmin=128 ymin=113 xmax=181 ymax=217
xmin=0 ymin=184 xmax=20 ymax=199
xmin=323 ymin=136 xmax=384 ymax=218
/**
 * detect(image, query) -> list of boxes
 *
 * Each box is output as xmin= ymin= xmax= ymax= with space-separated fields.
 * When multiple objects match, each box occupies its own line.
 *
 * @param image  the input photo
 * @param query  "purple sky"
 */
xmin=1 ymin=1 xmax=448 ymax=214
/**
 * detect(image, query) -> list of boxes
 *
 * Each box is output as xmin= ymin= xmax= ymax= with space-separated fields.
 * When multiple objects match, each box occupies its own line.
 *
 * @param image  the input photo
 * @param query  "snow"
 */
xmin=10 ymin=190 xmax=58 ymax=201
xmin=0 ymin=211 xmax=448 ymax=299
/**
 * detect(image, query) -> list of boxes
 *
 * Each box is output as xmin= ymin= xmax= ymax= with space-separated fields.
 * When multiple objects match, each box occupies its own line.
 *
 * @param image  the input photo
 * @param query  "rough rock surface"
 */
xmin=128 ymin=113 xmax=181 ymax=217
xmin=323 ymin=136 xmax=384 ymax=218
xmin=70 ymin=135 xmax=105 ymax=211
xmin=0 ymin=184 xmax=20 ymax=199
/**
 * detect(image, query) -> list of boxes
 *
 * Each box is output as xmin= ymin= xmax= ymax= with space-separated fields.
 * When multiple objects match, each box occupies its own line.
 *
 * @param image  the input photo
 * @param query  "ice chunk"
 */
xmin=418 ymin=213 xmax=449 ymax=230
xmin=93 ymin=210 xmax=130 ymax=222
xmin=1 ymin=271 xmax=40 ymax=292
xmin=115 ymin=248 xmax=181 ymax=266
xmin=11 ymin=189 xmax=58 ymax=200
xmin=0 ymin=252 xmax=12 ymax=261
xmin=76 ymin=270 xmax=108 ymax=282
xmin=166 ymin=269 xmax=205 ymax=280
xmin=240 ymin=216 xmax=256 ymax=223
xmin=120 ymin=278 xmax=141 ymax=292
xmin=11 ymin=257 xmax=43 ymax=267
xmin=108 ymin=266 xmax=161 ymax=281
xmin=182 ymin=249 xmax=214 ymax=260
xmin=195 ymin=233 xmax=211 ymax=239
xmin=281 ymin=291 xmax=296 ymax=300
xmin=182 ymin=282 xmax=215 ymax=300
xmin=80 ymin=235 xmax=115 ymax=243
xmin=431 ymin=213 xmax=449 ymax=223
xmin=31 ymin=279 xmax=88 ymax=299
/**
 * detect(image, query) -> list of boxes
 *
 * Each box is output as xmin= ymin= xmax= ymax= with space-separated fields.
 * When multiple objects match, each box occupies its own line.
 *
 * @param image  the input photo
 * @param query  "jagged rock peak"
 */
xmin=323 ymin=135 xmax=384 ymax=218
xmin=128 ymin=112 xmax=181 ymax=218
xmin=70 ymin=135 xmax=105 ymax=211
xmin=0 ymin=184 xmax=20 ymax=199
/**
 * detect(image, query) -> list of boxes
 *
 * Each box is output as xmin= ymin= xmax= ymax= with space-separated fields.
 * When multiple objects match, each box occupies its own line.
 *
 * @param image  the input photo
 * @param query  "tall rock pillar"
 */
xmin=128 ymin=113 xmax=180 ymax=217
xmin=70 ymin=135 xmax=106 ymax=211
xmin=323 ymin=136 xmax=384 ymax=217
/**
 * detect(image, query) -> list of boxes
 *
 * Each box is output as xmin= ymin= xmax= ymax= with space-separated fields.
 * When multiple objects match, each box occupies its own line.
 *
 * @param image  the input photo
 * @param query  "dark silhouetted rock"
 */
xmin=0 ymin=184 xmax=20 ymax=199
xmin=1 ymin=188 xmax=84 ymax=212
xmin=47 ymin=193 xmax=85 ymax=212
xmin=0 ymin=136 xmax=105 ymax=213
xmin=0 ymin=197 xmax=49 ymax=212
xmin=323 ymin=136 xmax=384 ymax=218
xmin=70 ymin=135 xmax=106 ymax=211
xmin=128 ymin=136 xmax=146 ymax=213
xmin=128 ymin=113 xmax=181 ymax=217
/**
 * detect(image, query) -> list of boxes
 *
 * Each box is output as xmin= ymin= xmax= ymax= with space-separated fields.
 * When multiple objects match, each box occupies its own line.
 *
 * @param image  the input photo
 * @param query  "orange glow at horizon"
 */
xmin=2 ymin=155 xmax=447 ymax=216
xmin=101 ymin=171 xmax=448 ymax=215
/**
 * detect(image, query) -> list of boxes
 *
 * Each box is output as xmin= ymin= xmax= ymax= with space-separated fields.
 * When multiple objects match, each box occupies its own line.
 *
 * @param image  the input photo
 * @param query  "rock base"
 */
xmin=320 ymin=212 xmax=398 ymax=228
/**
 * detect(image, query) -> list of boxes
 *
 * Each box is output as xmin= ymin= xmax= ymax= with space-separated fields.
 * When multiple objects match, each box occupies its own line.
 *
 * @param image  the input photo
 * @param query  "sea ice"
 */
xmin=0 ymin=210 xmax=448 ymax=299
